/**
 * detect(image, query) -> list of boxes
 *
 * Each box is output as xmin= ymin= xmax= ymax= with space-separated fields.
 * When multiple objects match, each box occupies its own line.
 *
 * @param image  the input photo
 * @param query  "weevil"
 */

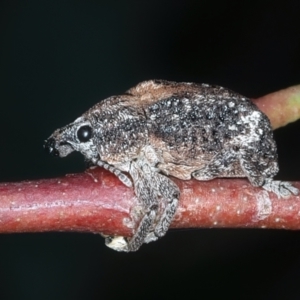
xmin=44 ymin=80 xmax=299 ymax=251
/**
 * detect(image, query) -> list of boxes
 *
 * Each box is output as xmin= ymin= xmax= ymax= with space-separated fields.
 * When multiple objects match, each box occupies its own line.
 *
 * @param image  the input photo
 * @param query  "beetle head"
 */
xmin=44 ymin=117 xmax=98 ymax=160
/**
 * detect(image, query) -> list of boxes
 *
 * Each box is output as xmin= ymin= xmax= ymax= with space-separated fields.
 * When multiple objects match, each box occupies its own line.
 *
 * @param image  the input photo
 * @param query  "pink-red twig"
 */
xmin=0 ymin=168 xmax=299 ymax=237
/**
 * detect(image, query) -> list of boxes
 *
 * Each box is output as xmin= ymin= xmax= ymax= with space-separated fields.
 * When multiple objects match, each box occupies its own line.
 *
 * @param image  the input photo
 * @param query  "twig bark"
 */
xmin=253 ymin=84 xmax=300 ymax=129
xmin=0 ymin=84 xmax=300 ymax=236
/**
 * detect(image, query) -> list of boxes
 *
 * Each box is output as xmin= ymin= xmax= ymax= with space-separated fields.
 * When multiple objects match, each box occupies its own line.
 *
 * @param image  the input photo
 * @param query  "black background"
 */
xmin=1 ymin=1 xmax=300 ymax=299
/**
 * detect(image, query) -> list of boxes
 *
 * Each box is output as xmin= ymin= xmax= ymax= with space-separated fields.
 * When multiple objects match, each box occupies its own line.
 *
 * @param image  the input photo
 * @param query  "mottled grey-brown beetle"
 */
xmin=44 ymin=80 xmax=298 ymax=251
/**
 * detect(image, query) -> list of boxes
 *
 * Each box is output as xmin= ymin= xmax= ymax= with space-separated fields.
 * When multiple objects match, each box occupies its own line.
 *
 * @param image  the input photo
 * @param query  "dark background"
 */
xmin=0 ymin=1 xmax=300 ymax=299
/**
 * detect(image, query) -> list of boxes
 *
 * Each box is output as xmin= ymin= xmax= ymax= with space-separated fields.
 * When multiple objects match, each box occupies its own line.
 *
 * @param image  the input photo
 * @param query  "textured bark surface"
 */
xmin=0 ymin=168 xmax=299 ymax=237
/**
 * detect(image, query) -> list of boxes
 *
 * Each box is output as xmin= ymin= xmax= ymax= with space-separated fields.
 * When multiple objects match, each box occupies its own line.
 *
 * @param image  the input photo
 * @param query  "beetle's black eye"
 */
xmin=77 ymin=125 xmax=93 ymax=142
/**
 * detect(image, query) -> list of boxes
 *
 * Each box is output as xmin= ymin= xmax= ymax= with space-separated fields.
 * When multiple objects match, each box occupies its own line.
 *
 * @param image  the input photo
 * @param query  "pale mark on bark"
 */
xmin=254 ymin=190 xmax=272 ymax=221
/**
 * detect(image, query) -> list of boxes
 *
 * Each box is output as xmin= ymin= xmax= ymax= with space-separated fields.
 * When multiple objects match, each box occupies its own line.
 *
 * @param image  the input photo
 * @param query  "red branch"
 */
xmin=0 ymin=168 xmax=299 ymax=237
xmin=0 ymin=85 xmax=300 ymax=236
